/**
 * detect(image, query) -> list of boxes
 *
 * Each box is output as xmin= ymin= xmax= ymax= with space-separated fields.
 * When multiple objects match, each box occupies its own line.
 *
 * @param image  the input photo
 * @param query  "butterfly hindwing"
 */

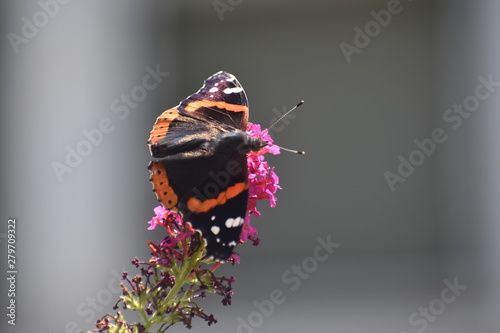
xmin=187 ymin=188 xmax=248 ymax=260
xmin=149 ymin=139 xmax=249 ymax=260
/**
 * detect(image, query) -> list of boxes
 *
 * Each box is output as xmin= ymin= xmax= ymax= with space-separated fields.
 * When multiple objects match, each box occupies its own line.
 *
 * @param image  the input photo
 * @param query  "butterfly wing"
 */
xmin=149 ymin=148 xmax=248 ymax=260
xmin=179 ymin=71 xmax=249 ymax=131
xmin=148 ymin=71 xmax=251 ymax=260
xmin=148 ymin=107 xmax=221 ymax=158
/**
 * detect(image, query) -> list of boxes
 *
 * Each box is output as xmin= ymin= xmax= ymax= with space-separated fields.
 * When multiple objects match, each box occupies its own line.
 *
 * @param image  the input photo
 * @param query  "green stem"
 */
xmin=143 ymin=243 xmax=205 ymax=331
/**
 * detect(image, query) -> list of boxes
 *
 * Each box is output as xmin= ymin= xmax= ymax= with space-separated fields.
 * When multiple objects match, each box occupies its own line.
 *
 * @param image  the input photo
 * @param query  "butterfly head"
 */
xmin=213 ymin=131 xmax=267 ymax=155
xmin=243 ymin=133 xmax=268 ymax=154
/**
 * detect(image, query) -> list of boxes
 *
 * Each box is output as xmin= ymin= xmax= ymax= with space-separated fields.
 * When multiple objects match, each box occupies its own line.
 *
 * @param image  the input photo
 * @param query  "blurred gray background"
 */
xmin=2 ymin=0 xmax=500 ymax=332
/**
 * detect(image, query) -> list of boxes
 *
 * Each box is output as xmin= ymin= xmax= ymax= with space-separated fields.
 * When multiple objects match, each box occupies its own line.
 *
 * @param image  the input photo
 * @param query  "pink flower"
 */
xmin=240 ymin=215 xmax=258 ymax=243
xmin=227 ymin=253 xmax=241 ymax=265
xmin=242 ymin=122 xmax=281 ymax=244
xmin=147 ymin=206 xmax=183 ymax=233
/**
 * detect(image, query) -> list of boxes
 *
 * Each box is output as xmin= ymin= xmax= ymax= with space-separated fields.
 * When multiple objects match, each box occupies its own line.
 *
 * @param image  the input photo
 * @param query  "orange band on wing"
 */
xmin=187 ymin=182 xmax=248 ymax=213
xmin=148 ymin=107 xmax=178 ymax=145
xmin=184 ymin=100 xmax=248 ymax=113
xmin=148 ymin=161 xmax=179 ymax=210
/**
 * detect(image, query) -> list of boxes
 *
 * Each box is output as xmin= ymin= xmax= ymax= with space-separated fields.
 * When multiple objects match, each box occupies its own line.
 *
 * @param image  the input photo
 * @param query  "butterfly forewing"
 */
xmin=179 ymin=71 xmax=249 ymax=130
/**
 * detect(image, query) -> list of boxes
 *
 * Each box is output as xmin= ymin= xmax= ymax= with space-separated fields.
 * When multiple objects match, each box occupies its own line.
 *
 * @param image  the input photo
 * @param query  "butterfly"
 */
xmin=148 ymin=71 xmax=267 ymax=261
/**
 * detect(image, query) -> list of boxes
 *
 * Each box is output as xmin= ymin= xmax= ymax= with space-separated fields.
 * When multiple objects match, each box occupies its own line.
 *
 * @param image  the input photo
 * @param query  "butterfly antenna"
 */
xmin=265 ymin=100 xmax=305 ymax=155
xmin=277 ymin=145 xmax=305 ymax=155
xmin=267 ymin=100 xmax=304 ymax=131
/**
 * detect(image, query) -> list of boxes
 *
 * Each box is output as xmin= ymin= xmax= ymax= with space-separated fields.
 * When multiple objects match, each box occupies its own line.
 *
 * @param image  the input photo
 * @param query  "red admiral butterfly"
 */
xmin=148 ymin=71 xmax=267 ymax=261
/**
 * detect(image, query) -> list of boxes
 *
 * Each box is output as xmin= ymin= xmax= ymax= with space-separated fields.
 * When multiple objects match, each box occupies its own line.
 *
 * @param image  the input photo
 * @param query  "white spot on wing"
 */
xmin=223 ymin=87 xmax=243 ymax=94
xmin=225 ymin=216 xmax=244 ymax=228
xmin=225 ymin=218 xmax=235 ymax=228
xmin=209 ymin=87 xmax=218 ymax=93
xmin=228 ymin=241 xmax=237 ymax=247
xmin=211 ymin=226 xmax=220 ymax=235
xmin=211 ymin=215 xmax=216 ymax=221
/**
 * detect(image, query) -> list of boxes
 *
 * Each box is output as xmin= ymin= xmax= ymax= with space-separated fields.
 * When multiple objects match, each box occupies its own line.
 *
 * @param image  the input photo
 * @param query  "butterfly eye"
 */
xmin=248 ymin=137 xmax=267 ymax=152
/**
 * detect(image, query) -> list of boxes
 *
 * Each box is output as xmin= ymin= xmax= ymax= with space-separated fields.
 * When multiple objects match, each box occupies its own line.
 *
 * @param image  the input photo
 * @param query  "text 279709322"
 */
xmin=6 ymin=218 xmax=17 ymax=326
